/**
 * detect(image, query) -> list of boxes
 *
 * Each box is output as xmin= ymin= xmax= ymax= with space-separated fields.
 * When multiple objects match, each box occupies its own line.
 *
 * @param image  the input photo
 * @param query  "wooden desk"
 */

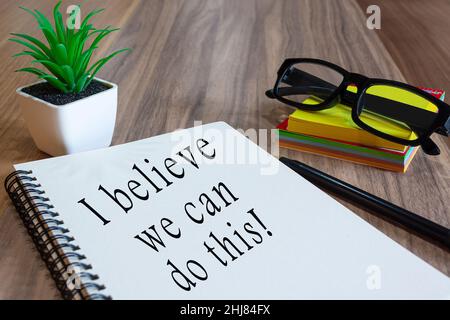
xmin=0 ymin=0 xmax=448 ymax=299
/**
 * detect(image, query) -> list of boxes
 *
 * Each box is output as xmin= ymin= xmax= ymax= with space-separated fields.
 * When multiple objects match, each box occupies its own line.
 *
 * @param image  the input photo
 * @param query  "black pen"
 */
xmin=280 ymin=157 xmax=450 ymax=250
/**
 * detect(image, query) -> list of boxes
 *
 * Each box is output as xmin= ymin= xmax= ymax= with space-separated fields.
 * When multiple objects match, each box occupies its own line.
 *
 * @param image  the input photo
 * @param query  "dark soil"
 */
xmin=21 ymin=80 xmax=111 ymax=106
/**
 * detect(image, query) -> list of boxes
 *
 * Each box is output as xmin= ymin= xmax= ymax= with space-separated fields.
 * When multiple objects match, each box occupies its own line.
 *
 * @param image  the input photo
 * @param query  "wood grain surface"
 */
xmin=0 ymin=0 xmax=448 ymax=299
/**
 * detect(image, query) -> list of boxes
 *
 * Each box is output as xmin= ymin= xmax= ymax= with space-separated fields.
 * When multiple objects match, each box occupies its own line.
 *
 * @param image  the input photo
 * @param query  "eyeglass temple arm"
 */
xmin=265 ymin=86 xmax=334 ymax=100
xmin=283 ymin=66 xmax=338 ymax=92
xmin=266 ymin=66 xmax=338 ymax=99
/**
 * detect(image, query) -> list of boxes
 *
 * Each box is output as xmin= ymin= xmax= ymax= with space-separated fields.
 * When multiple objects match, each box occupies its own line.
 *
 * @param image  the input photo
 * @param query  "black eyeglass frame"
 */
xmin=267 ymin=58 xmax=450 ymax=154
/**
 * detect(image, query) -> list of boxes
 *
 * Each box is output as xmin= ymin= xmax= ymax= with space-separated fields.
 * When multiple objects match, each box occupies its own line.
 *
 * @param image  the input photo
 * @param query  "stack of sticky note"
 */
xmin=277 ymin=88 xmax=445 ymax=172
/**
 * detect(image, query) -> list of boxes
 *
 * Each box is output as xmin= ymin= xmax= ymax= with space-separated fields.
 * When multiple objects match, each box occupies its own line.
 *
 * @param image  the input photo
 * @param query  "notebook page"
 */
xmin=14 ymin=122 xmax=450 ymax=299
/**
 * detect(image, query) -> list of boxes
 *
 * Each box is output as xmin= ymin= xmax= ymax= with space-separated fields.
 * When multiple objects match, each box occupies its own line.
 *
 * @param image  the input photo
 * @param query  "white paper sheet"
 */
xmin=14 ymin=122 xmax=450 ymax=299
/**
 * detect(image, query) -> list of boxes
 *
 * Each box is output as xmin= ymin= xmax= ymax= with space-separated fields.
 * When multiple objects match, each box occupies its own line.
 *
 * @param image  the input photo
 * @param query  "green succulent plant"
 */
xmin=10 ymin=1 xmax=130 ymax=93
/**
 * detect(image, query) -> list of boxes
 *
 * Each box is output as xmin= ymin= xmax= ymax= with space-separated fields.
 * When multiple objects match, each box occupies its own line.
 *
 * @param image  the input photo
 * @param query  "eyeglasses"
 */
xmin=266 ymin=58 xmax=450 ymax=155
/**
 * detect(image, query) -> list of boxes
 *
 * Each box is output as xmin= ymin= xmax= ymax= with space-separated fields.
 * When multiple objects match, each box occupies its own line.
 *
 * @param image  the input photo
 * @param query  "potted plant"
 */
xmin=10 ymin=1 xmax=130 ymax=156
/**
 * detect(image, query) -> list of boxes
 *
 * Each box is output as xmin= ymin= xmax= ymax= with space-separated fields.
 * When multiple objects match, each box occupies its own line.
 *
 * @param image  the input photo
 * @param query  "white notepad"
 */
xmin=8 ymin=122 xmax=450 ymax=299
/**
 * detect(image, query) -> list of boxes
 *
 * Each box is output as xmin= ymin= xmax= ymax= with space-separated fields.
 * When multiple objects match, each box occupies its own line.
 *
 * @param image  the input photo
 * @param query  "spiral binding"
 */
xmin=4 ymin=170 xmax=111 ymax=300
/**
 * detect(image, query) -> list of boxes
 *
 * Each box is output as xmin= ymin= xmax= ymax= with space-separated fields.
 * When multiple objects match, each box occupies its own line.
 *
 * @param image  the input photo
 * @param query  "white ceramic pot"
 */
xmin=16 ymin=78 xmax=117 ymax=157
